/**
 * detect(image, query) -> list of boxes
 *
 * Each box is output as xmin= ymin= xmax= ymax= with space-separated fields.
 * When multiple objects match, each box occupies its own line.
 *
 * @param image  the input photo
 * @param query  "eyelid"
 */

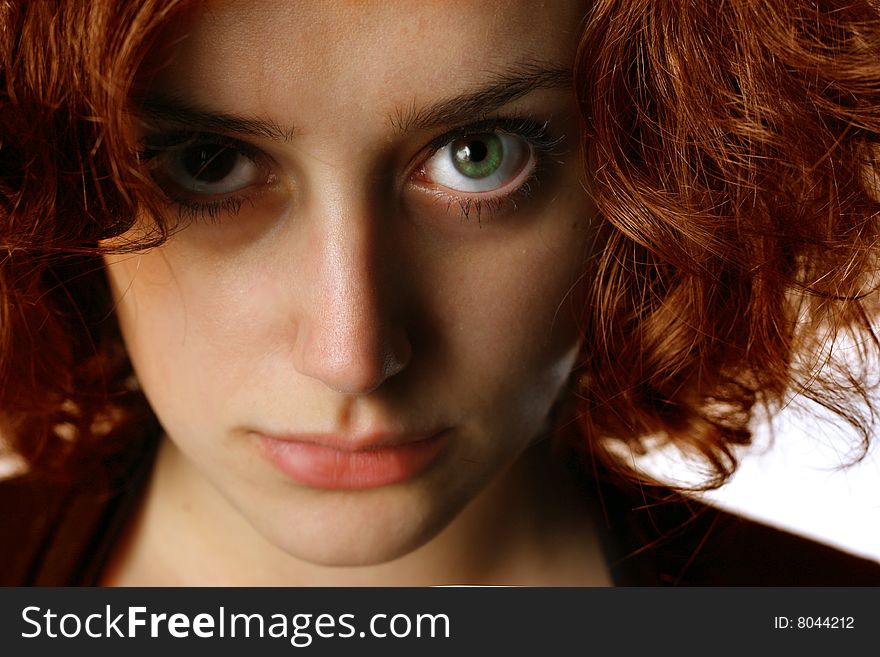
xmin=422 ymin=116 xmax=562 ymax=156
xmin=407 ymin=117 xmax=562 ymax=224
xmin=407 ymin=114 xmax=561 ymax=197
xmin=138 ymin=130 xmax=273 ymax=166
xmin=137 ymin=129 xmax=280 ymax=225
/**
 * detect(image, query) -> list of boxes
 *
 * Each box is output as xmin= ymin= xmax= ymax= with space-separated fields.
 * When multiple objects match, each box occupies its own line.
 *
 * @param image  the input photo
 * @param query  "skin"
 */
xmin=102 ymin=0 xmax=606 ymax=585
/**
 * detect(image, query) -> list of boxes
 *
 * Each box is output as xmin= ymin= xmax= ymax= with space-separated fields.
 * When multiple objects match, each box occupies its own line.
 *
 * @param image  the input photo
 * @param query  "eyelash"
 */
xmin=138 ymin=133 xmax=269 ymax=222
xmin=138 ymin=116 xmax=562 ymax=224
xmin=420 ymin=116 xmax=561 ymax=224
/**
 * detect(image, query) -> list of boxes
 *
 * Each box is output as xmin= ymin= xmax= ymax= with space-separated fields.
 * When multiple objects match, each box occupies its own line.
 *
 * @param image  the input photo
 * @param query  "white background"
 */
xmin=641 ymin=403 xmax=880 ymax=562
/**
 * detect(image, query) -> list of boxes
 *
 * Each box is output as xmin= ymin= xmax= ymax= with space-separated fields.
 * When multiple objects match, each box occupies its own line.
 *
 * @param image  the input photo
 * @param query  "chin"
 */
xmin=275 ymin=528 xmax=434 ymax=569
xmin=245 ymin=483 xmax=465 ymax=569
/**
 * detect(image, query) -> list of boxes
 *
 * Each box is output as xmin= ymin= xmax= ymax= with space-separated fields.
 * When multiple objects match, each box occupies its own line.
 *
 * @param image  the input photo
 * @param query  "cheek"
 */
xmin=424 ymin=227 xmax=591 ymax=426
xmin=102 ymin=245 xmax=275 ymax=434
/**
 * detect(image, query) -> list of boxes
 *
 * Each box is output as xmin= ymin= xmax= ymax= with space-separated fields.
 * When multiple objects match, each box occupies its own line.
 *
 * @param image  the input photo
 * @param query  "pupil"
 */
xmin=183 ymin=145 xmax=237 ymax=183
xmin=451 ymin=133 xmax=503 ymax=179
xmin=463 ymin=140 xmax=488 ymax=162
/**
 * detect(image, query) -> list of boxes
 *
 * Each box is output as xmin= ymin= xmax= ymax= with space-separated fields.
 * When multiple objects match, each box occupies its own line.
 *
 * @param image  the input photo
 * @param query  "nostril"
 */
xmin=382 ymin=352 xmax=405 ymax=380
xmin=299 ymin=325 xmax=412 ymax=396
xmin=382 ymin=331 xmax=412 ymax=378
xmin=323 ymin=358 xmax=401 ymax=396
xmin=340 ymin=335 xmax=411 ymax=395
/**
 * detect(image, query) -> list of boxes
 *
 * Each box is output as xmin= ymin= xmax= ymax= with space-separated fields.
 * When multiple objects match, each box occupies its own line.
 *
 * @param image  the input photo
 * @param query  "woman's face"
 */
xmin=104 ymin=0 xmax=594 ymax=566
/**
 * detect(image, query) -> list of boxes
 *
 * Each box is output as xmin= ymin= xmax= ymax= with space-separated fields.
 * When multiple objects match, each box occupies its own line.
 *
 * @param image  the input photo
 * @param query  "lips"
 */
xmin=256 ymin=430 xmax=449 ymax=489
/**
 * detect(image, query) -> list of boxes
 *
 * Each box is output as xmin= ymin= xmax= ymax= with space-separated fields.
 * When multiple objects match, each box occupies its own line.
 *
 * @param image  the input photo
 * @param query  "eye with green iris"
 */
xmin=451 ymin=134 xmax=504 ymax=179
xmin=422 ymin=131 xmax=533 ymax=194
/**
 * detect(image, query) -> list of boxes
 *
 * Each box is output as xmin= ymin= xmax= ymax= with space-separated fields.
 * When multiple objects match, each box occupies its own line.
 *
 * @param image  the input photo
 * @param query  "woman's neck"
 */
xmin=102 ymin=436 xmax=612 ymax=586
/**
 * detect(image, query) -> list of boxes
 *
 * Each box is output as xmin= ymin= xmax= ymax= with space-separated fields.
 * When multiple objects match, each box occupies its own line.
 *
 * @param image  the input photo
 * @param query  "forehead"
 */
xmin=149 ymin=0 xmax=587 ymax=125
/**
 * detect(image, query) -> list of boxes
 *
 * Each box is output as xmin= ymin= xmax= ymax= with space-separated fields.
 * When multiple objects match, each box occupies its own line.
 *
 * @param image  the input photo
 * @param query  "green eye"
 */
xmin=422 ymin=131 xmax=533 ymax=194
xmin=451 ymin=134 xmax=503 ymax=179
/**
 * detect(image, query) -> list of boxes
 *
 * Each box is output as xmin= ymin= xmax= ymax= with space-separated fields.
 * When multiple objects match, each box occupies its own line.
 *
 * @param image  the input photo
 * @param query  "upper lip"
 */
xmin=254 ymin=429 xmax=445 ymax=452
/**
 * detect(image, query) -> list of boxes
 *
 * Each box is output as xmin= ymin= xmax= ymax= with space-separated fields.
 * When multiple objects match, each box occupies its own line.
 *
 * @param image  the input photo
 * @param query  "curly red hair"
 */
xmin=1 ymin=0 xmax=878 ymax=488
xmin=573 ymin=0 xmax=880 ymax=484
xmin=0 ymin=1 xmax=184 ymax=479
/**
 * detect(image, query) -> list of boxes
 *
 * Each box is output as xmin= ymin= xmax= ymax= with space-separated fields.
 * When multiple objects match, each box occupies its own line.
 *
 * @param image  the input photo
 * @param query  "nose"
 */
xmin=294 ymin=210 xmax=411 ymax=395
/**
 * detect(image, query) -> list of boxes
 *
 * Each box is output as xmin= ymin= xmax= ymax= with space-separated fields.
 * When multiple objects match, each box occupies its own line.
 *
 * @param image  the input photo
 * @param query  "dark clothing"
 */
xmin=2 ymin=455 xmax=879 ymax=586
xmin=590 ymin=474 xmax=880 ymax=585
xmin=0 ymin=459 xmax=151 ymax=586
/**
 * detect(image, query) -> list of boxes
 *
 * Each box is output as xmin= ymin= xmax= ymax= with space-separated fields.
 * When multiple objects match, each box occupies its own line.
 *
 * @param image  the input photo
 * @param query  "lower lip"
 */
xmin=257 ymin=432 xmax=449 ymax=489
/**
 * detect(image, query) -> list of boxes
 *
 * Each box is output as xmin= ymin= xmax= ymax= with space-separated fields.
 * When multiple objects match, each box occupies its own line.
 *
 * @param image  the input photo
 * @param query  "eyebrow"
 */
xmin=134 ymin=94 xmax=297 ymax=143
xmin=389 ymin=62 xmax=572 ymax=133
xmin=132 ymin=62 xmax=571 ymax=142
